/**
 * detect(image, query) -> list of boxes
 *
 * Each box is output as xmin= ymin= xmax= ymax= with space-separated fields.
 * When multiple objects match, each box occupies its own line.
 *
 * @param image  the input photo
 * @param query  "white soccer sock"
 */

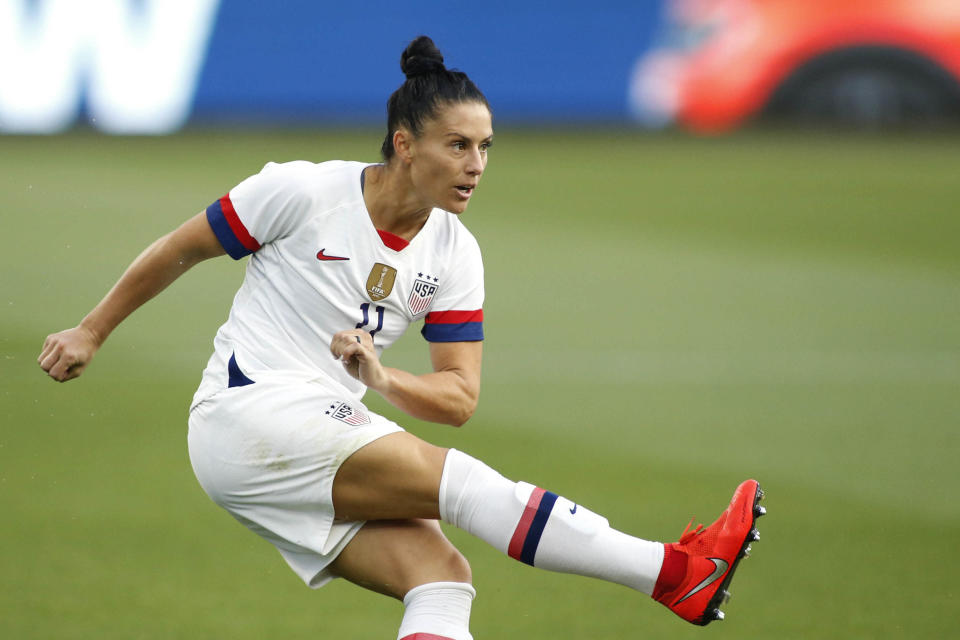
xmin=439 ymin=448 xmax=664 ymax=595
xmin=397 ymin=581 xmax=475 ymax=640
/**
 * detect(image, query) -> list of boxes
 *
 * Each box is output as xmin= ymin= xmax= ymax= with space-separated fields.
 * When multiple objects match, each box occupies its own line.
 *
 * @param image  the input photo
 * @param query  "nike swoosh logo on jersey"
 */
xmin=317 ymin=249 xmax=349 ymax=261
xmin=676 ymin=558 xmax=729 ymax=604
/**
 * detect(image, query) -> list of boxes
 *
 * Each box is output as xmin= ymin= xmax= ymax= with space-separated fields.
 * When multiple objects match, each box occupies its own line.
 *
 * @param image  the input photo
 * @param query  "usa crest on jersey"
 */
xmin=325 ymin=401 xmax=371 ymax=425
xmin=408 ymin=278 xmax=438 ymax=316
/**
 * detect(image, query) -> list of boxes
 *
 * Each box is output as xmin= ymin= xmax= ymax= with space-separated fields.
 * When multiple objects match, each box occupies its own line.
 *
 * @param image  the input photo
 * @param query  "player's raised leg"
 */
xmin=333 ymin=434 xmax=765 ymax=625
xmin=438 ymin=448 xmax=665 ymax=593
xmin=329 ymin=519 xmax=475 ymax=640
xmin=438 ymin=448 xmax=766 ymax=625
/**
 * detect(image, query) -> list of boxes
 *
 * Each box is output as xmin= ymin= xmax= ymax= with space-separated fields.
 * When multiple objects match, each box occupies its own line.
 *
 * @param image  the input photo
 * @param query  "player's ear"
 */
xmin=393 ymin=128 xmax=414 ymax=164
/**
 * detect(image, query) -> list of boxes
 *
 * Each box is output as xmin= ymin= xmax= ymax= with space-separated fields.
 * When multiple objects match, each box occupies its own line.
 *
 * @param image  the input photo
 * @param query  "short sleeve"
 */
xmin=205 ymin=161 xmax=314 ymax=260
xmin=421 ymin=235 xmax=485 ymax=342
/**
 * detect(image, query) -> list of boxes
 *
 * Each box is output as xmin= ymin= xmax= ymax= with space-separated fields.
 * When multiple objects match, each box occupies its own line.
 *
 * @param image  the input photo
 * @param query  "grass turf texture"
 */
xmin=1 ymin=128 xmax=958 ymax=638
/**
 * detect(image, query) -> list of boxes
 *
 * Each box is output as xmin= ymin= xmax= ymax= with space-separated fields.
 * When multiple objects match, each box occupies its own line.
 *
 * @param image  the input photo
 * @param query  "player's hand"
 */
xmin=330 ymin=329 xmax=390 ymax=390
xmin=38 ymin=325 xmax=101 ymax=382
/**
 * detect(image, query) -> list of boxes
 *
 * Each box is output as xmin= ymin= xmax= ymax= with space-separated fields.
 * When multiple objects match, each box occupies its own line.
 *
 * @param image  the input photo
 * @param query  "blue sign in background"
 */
xmin=194 ymin=2 xmax=663 ymax=125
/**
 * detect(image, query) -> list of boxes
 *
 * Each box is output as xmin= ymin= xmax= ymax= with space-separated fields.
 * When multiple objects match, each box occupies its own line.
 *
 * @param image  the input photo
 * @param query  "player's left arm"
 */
xmin=330 ymin=332 xmax=482 ymax=427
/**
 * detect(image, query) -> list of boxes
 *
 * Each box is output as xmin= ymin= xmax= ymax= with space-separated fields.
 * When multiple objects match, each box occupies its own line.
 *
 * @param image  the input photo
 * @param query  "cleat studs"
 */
xmin=755 ymin=505 xmax=767 ymax=517
xmin=722 ymin=590 xmax=732 ymax=603
xmin=713 ymin=609 xmax=725 ymax=621
xmin=742 ymin=544 xmax=751 ymax=558
xmin=749 ymin=528 xmax=760 ymax=541
xmin=757 ymin=488 xmax=765 ymax=501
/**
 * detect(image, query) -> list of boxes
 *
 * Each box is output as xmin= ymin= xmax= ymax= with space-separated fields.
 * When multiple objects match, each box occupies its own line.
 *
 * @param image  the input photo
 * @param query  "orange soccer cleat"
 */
xmin=653 ymin=479 xmax=765 ymax=625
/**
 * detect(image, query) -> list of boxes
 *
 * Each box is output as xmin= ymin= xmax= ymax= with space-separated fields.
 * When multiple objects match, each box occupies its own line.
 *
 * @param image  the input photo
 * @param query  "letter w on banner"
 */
xmin=0 ymin=0 xmax=221 ymax=134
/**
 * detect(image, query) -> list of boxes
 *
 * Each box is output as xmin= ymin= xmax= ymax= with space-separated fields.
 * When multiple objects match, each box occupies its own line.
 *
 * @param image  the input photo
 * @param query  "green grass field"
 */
xmin=2 ymin=128 xmax=958 ymax=638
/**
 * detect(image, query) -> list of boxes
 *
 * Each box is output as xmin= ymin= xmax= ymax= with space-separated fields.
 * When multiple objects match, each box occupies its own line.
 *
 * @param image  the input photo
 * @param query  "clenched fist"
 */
xmin=38 ymin=326 xmax=101 ymax=382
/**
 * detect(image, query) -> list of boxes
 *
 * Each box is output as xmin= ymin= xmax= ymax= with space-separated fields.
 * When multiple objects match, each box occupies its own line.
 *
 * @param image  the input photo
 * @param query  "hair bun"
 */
xmin=401 ymin=35 xmax=446 ymax=79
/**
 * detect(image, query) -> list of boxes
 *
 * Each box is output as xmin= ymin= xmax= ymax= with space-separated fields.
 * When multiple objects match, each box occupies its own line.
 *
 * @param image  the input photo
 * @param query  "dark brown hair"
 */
xmin=381 ymin=36 xmax=490 ymax=161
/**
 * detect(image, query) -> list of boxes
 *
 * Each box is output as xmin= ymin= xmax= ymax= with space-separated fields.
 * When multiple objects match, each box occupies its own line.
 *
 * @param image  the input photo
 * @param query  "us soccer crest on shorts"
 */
xmin=408 ymin=272 xmax=439 ymax=316
xmin=325 ymin=402 xmax=371 ymax=425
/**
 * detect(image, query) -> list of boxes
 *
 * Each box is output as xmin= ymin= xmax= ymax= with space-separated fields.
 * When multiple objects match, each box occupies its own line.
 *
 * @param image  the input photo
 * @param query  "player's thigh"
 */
xmin=329 ymin=518 xmax=471 ymax=599
xmin=332 ymin=431 xmax=448 ymax=521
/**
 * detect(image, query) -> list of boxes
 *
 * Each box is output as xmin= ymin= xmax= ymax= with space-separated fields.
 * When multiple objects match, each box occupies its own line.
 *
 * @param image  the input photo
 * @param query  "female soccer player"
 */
xmin=38 ymin=36 xmax=764 ymax=638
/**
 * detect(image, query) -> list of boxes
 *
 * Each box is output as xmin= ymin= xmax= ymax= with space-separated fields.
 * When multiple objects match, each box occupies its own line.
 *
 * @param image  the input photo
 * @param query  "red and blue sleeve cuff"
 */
xmin=421 ymin=309 xmax=484 ymax=342
xmin=206 ymin=194 xmax=261 ymax=260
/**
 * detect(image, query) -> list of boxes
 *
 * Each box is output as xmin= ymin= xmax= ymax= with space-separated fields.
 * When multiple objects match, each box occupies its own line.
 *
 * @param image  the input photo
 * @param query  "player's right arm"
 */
xmin=38 ymin=212 xmax=226 ymax=382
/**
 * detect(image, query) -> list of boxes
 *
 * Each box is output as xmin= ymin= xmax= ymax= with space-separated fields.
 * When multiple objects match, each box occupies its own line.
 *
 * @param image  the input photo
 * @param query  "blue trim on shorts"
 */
xmin=228 ymin=352 xmax=256 ymax=388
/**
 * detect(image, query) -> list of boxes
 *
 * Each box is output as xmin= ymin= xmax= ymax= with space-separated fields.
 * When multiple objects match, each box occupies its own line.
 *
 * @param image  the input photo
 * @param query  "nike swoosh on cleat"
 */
xmin=317 ymin=249 xmax=349 ymax=261
xmin=570 ymin=504 xmax=578 ymax=514
xmin=676 ymin=558 xmax=729 ymax=604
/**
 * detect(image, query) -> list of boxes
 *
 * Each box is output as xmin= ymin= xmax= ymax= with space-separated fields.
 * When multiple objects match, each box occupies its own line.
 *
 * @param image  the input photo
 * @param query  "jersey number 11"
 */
xmin=356 ymin=303 xmax=385 ymax=339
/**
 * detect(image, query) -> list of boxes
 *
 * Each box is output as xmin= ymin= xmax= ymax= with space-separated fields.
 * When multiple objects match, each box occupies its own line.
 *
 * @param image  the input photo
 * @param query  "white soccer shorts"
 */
xmin=187 ymin=377 xmax=403 ymax=588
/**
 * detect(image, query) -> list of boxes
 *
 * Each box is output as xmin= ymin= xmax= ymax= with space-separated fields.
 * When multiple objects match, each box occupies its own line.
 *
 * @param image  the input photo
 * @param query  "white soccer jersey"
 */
xmin=191 ymin=160 xmax=484 ymax=408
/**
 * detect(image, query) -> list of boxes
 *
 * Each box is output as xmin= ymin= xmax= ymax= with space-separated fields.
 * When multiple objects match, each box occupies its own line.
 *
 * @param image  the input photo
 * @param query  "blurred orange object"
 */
xmin=630 ymin=0 xmax=960 ymax=131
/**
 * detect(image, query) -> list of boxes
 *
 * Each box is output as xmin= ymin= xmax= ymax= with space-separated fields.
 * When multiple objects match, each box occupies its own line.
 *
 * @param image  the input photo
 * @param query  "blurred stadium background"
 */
xmin=2 ymin=1 xmax=958 ymax=638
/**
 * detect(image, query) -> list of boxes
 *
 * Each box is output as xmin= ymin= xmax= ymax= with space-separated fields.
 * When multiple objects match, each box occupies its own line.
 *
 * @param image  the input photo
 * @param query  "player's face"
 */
xmin=408 ymin=100 xmax=493 ymax=214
